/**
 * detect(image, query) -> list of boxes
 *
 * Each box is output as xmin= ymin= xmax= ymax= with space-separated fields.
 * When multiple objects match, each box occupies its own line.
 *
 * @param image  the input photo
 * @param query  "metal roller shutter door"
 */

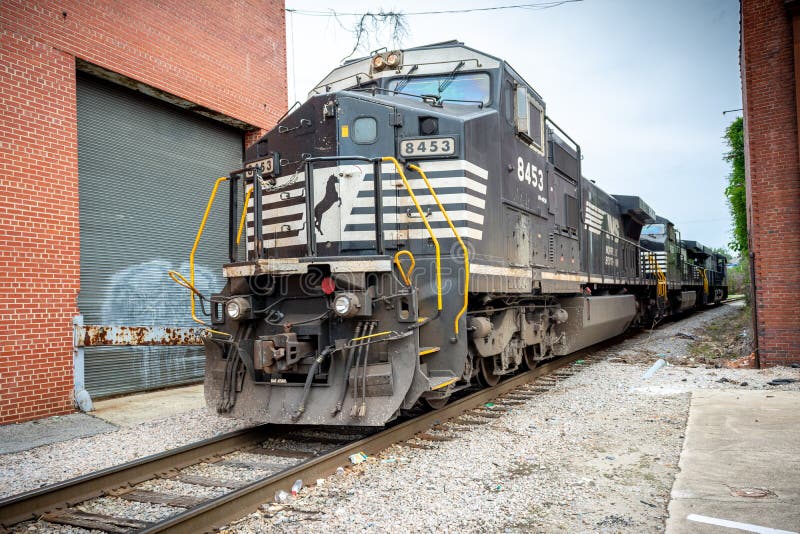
xmin=76 ymin=73 xmax=242 ymax=398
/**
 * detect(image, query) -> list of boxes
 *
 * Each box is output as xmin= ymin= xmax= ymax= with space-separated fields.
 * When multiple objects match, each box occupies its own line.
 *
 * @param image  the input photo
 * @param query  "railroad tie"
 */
xmin=466 ymin=410 xmax=505 ymax=419
xmin=42 ymin=510 xmax=153 ymax=534
xmin=502 ymin=394 xmax=538 ymax=400
xmin=496 ymin=400 xmax=527 ymax=406
xmin=218 ymin=459 xmax=288 ymax=472
xmin=416 ymin=432 xmax=456 ymax=442
xmin=247 ymin=447 xmax=316 ymax=459
xmin=280 ymin=434 xmax=350 ymax=445
xmin=523 ymin=386 xmax=553 ymax=392
xmin=174 ymin=473 xmax=248 ymax=489
xmin=401 ymin=441 xmax=438 ymax=450
xmin=446 ymin=424 xmax=478 ymax=431
xmin=453 ymin=418 xmax=486 ymax=426
xmin=117 ymin=489 xmax=205 ymax=508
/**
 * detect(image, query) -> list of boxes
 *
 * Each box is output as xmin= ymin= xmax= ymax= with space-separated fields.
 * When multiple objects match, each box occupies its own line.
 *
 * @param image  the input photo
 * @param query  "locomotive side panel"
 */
xmin=582 ymin=178 xmax=627 ymax=280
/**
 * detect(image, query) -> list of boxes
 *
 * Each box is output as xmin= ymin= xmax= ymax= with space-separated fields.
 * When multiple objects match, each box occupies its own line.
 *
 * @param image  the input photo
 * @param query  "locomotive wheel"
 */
xmin=423 ymin=396 xmax=450 ymax=410
xmin=523 ymin=345 xmax=540 ymax=370
xmin=477 ymin=357 xmax=501 ymax=387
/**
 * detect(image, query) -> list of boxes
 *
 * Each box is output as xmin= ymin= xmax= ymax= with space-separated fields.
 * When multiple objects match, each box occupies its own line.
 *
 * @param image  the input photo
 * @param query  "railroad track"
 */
xmin=0 ymin=352 xmax=595 ymax=534
xmin=1 ymin=300 xmax=742 ymax=533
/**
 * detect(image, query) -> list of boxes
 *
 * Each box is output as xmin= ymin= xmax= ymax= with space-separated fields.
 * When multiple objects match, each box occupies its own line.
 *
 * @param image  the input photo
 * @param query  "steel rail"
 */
xmin=0 ymin=425 xmax=275 ymax=528
xmin=0 ymin=303 xmax=735 ymax=532
xmin=141 ymin=353 xmax=584 ymax=534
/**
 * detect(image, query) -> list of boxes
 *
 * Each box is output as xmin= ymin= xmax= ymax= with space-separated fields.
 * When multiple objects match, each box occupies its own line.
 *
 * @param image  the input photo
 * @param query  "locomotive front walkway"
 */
xmin=666 ymin=389 xmax=800 ymax=534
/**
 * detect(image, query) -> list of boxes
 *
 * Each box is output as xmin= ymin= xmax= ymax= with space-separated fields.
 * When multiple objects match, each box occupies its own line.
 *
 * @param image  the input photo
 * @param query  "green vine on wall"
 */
xmin=723 ymin=117 xmax=748 ymax=255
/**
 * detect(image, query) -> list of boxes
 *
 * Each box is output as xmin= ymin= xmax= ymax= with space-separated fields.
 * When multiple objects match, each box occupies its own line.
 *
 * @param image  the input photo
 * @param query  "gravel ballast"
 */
xmin=0 ymin=410 xmax=254 ymax=499
xmin=223 ymin=303 xmax=799 ymax=533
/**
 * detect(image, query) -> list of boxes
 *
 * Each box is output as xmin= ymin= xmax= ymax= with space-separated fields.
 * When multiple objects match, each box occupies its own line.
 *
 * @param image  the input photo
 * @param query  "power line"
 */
xmin=285 ymin=1 xmax=582 ymax=18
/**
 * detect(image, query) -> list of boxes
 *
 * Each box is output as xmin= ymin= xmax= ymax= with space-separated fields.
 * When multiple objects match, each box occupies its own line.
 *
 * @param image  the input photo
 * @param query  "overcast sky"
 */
xmin=284 ymin=0 xmax=742 ymax=251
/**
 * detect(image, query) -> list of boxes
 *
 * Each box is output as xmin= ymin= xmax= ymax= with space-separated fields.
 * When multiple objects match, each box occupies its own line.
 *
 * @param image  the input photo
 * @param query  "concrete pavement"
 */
xmin=0 ymin=384 xmax=204 ymax=453
xmin=666 ymin=390 xmax=800 ymax=534
xmin=91 ymin=383 xmax=204 ymax=426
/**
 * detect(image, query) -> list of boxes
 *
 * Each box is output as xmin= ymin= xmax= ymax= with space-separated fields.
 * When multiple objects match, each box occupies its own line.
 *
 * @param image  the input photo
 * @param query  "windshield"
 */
xmin=641 ymin=224 xmax=666 ymax=236
xmin=387 ymin=73 xmax=491 ymax=105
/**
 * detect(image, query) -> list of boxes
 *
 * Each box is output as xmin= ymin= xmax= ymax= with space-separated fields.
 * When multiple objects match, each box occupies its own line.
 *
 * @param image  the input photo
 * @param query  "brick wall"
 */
xmin=741 ymin=0 xmax=800 ymax=366
xmin=0 ymin=0 xmax=287 ymax=424
xmin=0 ymin=33 xmax=78 ymax=424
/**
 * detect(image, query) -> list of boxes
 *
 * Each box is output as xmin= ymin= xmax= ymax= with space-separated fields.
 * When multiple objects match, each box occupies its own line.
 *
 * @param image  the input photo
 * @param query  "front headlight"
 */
xmin=226 ymin=297 xmax=250 ymax=320
xmin=333 ymin=293 xmax=360 ymax=318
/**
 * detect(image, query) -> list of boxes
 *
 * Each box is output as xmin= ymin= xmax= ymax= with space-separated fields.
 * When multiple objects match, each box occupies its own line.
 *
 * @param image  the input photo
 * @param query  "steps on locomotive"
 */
xmin=418 ymin=361 xmax=459 ymax=392
xmin=418 ymin=346 xmax=440 ymax=357
xmin=428 ymin=374 xmax=459 ymax=391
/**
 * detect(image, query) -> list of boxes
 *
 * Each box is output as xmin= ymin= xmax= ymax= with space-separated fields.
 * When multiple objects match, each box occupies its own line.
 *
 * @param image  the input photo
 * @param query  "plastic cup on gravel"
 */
xmin=291 ymin=479 xmax=303 ymax=495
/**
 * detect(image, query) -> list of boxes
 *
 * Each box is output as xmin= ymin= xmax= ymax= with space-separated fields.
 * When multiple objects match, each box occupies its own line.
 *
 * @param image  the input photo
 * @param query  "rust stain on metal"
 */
xmin=79 ymin=325 xmax=205 ymax=347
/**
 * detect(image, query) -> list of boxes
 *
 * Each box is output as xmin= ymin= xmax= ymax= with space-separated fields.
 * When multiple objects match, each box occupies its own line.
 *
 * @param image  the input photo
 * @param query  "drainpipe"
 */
xmin=72 ymin=315 xmax=94 ymax=411
xmin=748 ymin=252 xmax=760 ymax=369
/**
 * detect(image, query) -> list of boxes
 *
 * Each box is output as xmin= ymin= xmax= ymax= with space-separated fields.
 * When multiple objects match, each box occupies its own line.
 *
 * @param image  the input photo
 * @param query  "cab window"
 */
xmin=642 ymin=224 xmax=666 ymax=235
xmin=388 ymin=73 xmax=491 ymax=105
xmin=352 ymin=117 xmax=377 ymax=144
xmin=503 ymin=79 xmax=515 ymax=125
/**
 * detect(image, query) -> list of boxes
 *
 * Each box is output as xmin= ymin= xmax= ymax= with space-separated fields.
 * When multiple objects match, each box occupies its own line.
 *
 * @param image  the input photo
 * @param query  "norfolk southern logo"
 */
xmin=314 ymin=174 xmax=341 ymax=235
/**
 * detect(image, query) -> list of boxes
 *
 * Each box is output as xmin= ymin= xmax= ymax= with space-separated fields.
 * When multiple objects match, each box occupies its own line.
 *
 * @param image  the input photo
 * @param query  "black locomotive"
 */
xmin=193 ymin=41 xmax=727 ymax=426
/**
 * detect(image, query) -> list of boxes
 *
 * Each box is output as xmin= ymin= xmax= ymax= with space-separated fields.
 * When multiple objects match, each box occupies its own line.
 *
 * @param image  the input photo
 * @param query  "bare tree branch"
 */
xmin=339 ymin=10 xmax=408 ymax=63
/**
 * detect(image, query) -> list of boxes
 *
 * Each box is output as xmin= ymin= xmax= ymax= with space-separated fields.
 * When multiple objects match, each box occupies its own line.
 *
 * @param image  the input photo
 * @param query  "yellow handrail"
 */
xmin=168 ymin=176 xmax=228 ymax=327
xmin=408 ymin=164 xmax=469 ymax=335
xmin=700 ymin=267 xmax=709 ymax=295
xmin=236 ymin=185 xmax=254 ymax=245
xmin=646 ymin=252 xmax=667 ymax=299
xmin=382 ymin=157 xmax=442 ymax=312
xmin=393 ymin=250 xmax=416 ymax=286
xmin=654 ymin=256 xmax=667 ymax=298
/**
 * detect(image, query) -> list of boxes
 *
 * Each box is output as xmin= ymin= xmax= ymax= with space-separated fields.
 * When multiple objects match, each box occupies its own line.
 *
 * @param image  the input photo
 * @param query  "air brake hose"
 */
xmin=359 ymin=321 xmax=377 ymax=416
xmin=332 ymin=322 xmax=364 ymax=416
xmin=351 ymin=326 xmax=368 ymax=412
xmin=292 ymin=346 xmax=335 ymax=422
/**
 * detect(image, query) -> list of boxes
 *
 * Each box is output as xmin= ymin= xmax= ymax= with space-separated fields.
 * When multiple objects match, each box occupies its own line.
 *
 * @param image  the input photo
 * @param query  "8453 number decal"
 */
xmin=400 ymin=137 xmax=456 ymax=158
xmin=517 ymin=156 xmax=544 ymax=191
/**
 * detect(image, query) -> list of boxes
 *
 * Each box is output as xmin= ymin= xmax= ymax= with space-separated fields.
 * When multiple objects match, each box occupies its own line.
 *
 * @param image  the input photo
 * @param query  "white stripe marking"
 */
xmin=342 ymin=226 xmax=484 ymax=241
xmin=354 ymin=191 xmax=487 ymax=208
xmin=687 ymin=514 xmax=798 ymax=534
xmin=375 ymin=177 xmax=488 ymax=195
xmin=343 ymin=210 xmax=485 ymax=226
xmin=470 ymin=264 xmax=532 ymax=279
xmin=415 ymin=159 xmax=489 ymax=180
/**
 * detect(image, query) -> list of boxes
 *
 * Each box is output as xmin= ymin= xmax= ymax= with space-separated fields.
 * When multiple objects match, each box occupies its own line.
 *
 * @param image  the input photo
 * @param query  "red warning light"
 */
xmin=321 ymin=277 xmax=336 ymax=295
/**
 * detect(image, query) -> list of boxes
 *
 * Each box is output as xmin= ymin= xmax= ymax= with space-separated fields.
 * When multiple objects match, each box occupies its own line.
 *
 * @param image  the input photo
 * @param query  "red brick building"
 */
xmin=0 ymin=1 xmax=287 ymax=424
xmin=741 ymin=0 xmax=800 ymax=366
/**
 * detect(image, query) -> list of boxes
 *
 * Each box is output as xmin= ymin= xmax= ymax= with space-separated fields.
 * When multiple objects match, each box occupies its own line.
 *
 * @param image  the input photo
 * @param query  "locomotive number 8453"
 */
xmin=175 ymin=41 xmax=727 ymax=426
